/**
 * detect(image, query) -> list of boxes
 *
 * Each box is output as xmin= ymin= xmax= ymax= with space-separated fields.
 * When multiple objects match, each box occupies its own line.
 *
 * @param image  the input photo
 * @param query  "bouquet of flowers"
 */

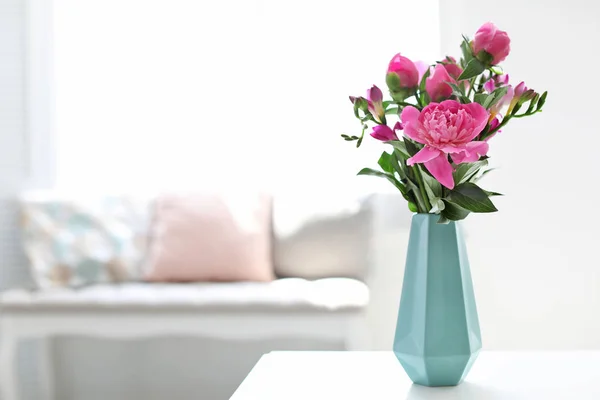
xmin=344 ymin=22 xmax=547 ymax=223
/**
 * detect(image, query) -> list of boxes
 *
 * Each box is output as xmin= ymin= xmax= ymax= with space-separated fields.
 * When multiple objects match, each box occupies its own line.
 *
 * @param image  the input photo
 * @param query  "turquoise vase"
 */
xmin=393 ymin=214 xmax=481 ymax=387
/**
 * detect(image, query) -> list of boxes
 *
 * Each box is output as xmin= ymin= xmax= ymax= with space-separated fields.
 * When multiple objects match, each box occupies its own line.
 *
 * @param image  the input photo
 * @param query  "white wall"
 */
xmin=440 ymin=0 xmax=600 ymax=349
xmin=1 ymin=1 xmax=438 ymax=399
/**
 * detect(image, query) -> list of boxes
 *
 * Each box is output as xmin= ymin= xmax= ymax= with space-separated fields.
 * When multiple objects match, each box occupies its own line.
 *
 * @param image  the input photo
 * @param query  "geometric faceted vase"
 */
xmin=393 ymin=214 xmax=482 ymax=387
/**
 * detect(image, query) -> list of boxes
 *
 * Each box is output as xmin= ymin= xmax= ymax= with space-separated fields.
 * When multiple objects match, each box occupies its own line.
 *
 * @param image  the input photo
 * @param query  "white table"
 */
xmin=231 ymin=351 xmax=600 ymax=399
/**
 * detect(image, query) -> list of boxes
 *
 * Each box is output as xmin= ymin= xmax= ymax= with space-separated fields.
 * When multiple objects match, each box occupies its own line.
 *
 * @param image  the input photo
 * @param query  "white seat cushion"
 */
xmin=0 ymin=278 xmax=369 ymax=313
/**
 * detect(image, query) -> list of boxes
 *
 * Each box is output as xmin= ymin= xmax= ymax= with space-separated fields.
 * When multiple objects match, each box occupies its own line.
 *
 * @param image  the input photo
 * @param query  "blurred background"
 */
xmin=0 ymin=0 xmax=598 ymax=399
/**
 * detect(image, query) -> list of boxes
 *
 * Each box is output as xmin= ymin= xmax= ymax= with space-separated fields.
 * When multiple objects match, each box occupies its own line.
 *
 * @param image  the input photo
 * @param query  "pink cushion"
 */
xmin=144 ymin=192 xmax=274 ymax=282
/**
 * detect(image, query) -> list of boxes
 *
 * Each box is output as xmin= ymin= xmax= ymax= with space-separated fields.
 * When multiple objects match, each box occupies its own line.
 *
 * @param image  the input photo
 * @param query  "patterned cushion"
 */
xmin=20 ymin=194 xmax=151 ymax=288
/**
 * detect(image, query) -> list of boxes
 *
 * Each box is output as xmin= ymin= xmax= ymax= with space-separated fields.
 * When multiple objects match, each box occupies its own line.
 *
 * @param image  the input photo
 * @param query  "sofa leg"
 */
xmin=38 ymin=337 xmax=55 ymax=400
xmin=0 ymin=327 xmax=18 ymax=400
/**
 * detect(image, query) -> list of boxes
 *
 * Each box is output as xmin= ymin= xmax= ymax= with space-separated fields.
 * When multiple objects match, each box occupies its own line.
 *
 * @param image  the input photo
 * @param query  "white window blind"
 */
xmin=52 ymin=0 xmax=439 ymax=192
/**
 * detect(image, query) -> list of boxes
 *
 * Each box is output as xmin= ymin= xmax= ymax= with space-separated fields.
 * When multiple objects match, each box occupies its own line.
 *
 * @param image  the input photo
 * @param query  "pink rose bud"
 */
xmin=370 ymin=125 xmax=399 ymax=142
xmin=472 ymin=22 xmax=511 ymax=65
xmin=425 ymin=64 xmax=456 ymax=102
xmin=441 ymin=57 xmax=463 ymax=81
xmin=367 ymin=85 xmax=385 ymax=122
xmin=387 ymin=53 xmax=419 ymax=89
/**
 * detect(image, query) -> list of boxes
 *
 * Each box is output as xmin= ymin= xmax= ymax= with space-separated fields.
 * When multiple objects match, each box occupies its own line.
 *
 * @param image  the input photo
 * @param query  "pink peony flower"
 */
xmin=425 ymin=64 xmax=456 ymax=102
xmin=366 ymin=85 xmax=385 ymax=122
xmin=387 ymin=54 xmax=419 ymax=89
xmin=370 ymin=123 xmax=401 ymax=142
xmin=401 ymin=100 xmax=490 ymax=189
xmin=472 ymin=22 xmax=511 ymax=65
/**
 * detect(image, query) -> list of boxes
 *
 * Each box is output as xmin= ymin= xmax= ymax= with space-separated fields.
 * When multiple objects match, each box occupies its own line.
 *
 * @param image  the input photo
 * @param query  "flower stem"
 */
xmin=488 ymin=115 xmax=511 ymax=135
xmin=467 ymin=78 xmax=475 ymax=98
xmin=414 ymin=91 xmax=423 ymax=108
xmin=397 ymin=101 xmax=421 ymax=110
xmin=412 ymin=165 xmax=431 ymax=213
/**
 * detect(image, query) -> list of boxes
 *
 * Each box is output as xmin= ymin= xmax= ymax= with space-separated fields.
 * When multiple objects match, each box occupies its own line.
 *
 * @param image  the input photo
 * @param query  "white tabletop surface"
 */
xmin=231 ymin=351 xmax=600 ymax=399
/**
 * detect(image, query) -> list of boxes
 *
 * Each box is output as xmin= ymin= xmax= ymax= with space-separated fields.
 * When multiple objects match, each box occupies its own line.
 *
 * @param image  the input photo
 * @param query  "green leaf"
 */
xmin=484 ymin=190 xmax=503 ymax=197
xmin=419 ymin=91 xmax=431 ymax=107
xmin=385 ymin=107 xmax=399 ymax=115
xmin=419 ymin=65 xmax=432 ymax=92
xmin=377 ymin=152 xmax=394 ymax=174
xmin=537 ymin=91 xmax=548 ymax=110
xmin=458 ymin=58 xmax=485 ymax=81
xmin=460 ymin=36 xmax=473 ymax=64
xmin=403 ymin=139 xmax=420 ymax=157
xmin=390 ymin=151 xmax=408 ymax=181
xmin=447 ymin=82 xmax=470 ymax=103
xmin=357 ymin=168 xmax=407 ymax=196
xmin=447 ymin=82 xmax=466 ymax=96
xmin=386 ymin=140 xmax=410 ymax=158
xmin=473 ymin=167 xmax=496 ymax=182
xmin=453 ymin=160 xmax=488 ymax=186
xmin=474 ymin=93 xmax=489 ymax=106
xmin=525 ymin=93 xmax=539 ymax=114
xmin=441 ymin=200 xmax=470 ymax=221
xmin=484 ymin=86 xmax=508 ymax=109
xmin=448 ymin=182 xmax=498 ymax=213
xmin=421 ymin=171 xmax=442 ymax=202
xmin=404 ymin=178 xmax=427 ymax=213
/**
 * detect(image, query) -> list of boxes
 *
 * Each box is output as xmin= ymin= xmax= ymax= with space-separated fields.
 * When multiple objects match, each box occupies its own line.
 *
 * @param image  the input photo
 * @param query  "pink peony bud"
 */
xmin=441 ymin=57 xmax=463 ymax=81
xmin=472 ymin=22 xmax=511 ymax=65
xmin=425 ymin=64 xmax=456 ymax=102
xmin=387 ymin=53 xmax=419 ymax=89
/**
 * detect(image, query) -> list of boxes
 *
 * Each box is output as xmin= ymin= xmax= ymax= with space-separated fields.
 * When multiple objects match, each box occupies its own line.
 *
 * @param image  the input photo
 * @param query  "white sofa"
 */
xmin=0 ymin=191 xmax=378 ymax=400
